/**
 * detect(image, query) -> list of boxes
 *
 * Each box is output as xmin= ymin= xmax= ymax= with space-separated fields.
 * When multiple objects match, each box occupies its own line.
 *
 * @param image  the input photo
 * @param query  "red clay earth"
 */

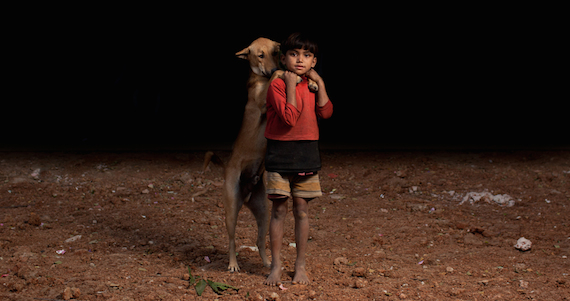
xmin=1 ymin=151 xmax=569 ymax=300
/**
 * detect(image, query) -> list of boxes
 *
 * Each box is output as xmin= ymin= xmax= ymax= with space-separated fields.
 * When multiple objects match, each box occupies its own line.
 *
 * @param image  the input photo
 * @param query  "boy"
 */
xmin=263 ymin=33 xmax=333 ymax=286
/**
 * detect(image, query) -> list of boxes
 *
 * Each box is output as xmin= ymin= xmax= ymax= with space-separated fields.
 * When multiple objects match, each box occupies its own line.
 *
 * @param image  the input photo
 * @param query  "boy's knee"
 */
xmin=271 ymin=201 xmax=288 ymax=219
xmin=295 ymin=210 xmax=308 ymax=219
xmin=292 ymin=203 xmax=308 ymax=219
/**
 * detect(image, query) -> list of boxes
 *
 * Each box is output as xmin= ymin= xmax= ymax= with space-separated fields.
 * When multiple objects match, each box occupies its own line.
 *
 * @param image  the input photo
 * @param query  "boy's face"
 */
xmin=281 ymin=48 xmax=317 ymax=76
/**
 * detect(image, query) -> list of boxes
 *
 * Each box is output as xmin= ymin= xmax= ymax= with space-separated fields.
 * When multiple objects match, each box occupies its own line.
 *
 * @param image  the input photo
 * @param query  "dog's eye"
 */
xmin=258 ymin=53 xmax=265 ymax=59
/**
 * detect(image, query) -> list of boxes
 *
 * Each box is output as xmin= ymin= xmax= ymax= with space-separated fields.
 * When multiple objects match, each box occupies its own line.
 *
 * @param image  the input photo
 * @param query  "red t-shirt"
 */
xmin=264 ymin=77 xmax=333 ymax=141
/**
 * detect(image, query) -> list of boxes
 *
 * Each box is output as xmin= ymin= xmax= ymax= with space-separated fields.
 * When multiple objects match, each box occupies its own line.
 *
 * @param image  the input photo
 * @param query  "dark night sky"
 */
xmin=3 ymin=10 xmax=566 ymax=151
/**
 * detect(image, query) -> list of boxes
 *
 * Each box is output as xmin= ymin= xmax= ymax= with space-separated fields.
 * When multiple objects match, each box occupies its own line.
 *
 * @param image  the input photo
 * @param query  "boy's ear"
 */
xmin=311 ymin=56 xmax=317 ymax=68
xmin=235 ymin=47 xmax=249 ymax=59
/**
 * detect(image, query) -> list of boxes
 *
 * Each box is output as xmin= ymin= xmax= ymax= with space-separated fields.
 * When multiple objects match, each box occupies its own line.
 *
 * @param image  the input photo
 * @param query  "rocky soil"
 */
xmin=1 ymin=151 xmax=569 ymax=300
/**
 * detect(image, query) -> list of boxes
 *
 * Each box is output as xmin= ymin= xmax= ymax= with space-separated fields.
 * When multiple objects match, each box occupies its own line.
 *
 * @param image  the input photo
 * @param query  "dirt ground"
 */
xmin=1 ymin=150 xmax=569 ymax=300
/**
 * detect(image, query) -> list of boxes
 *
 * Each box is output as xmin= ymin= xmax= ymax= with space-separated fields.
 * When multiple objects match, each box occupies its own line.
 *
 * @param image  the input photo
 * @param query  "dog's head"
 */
xmin=236 ymin=37 xmax=280 ymax=77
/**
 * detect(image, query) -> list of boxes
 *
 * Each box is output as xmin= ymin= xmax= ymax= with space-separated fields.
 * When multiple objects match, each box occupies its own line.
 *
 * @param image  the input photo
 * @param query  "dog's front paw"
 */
xmin=308 ymin=79 xmax=319 ymax=92
xmin=296 ymin=75 xmax=303 ymax=84
xmin=272 ymin=70 xmax=285 ymax=78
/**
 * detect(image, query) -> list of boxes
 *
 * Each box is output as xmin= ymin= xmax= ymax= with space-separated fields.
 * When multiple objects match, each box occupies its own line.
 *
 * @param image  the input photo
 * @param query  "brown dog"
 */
xmin=222 ymin=37 xmax=280 ymax=272
xmin=206 ymin=37 xmax=318 ymax=272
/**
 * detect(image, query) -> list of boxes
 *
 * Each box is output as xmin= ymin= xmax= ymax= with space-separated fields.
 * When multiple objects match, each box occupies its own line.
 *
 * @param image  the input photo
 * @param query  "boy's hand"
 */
xmin=305 ymin=69 xmax=323 ymax=84
xmin=283 ymin=71 xmax=298 ymax=88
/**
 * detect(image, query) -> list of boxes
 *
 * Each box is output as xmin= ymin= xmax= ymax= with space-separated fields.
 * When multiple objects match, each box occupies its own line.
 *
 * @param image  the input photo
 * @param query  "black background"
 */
xmin=3 ymin=8 xmax=566 ymax=151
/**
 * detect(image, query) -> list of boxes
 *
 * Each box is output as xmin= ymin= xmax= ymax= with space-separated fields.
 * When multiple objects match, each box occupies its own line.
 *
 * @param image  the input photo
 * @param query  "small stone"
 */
xmin=31 ymin=168 xmax=41 ymax=179
xmin=65 ymin=235 xmax=82 ymax=243
xmin=333 ymin=257 xmax=349 ymax=265
xmin=514 ymin=237 xmax=532 ymax=251
xmin=352 ymin=267 xmax=367 ymax=277
xmin=148 ymin=184 xmax=154 ymax=189
xmin=142 ymin=189 xmax=150 ymax=194
xmin=268 ymin=292 xmax=280 ymax=300
xmin=71 ymin=287 xmax=81 ymax=298
xmin=62 ymin=287 xmax=73 ymax=300
xmin=446 ymin=267 xmax=454 ymax=273
xmin=399 ymin=292 xmax=407 ymax=299
xmin=354 ymin=278 xmax=367 ymax=288
xmin=519 ymin=280 xmax=529 ymax=288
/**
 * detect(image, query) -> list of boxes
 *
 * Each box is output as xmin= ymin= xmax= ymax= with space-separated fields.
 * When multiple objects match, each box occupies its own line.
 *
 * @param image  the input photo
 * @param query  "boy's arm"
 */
xmin=267 ymin=78 xmax=301 ymax=127
xmin=283 ymin=71 xmax=298 ymax=108
xmin=306 ymin=69 xmax=333 ymax=119
xmin=306 ymin=69 xmax=330 ymax=107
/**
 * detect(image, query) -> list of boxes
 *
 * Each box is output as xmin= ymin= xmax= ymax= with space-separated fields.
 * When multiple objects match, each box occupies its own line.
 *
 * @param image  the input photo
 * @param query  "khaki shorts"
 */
xmin=265 ymin=171 xmax=323 ymax=199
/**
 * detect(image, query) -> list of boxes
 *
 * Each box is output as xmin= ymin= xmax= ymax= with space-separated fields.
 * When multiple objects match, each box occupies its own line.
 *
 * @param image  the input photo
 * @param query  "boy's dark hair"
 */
xmin=281 ymin=32 xmax=319 ymax=57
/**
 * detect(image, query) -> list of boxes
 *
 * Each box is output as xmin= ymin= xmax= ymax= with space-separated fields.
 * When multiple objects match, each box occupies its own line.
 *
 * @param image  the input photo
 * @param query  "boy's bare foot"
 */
xmin=264 ymin=264 xmax=282 ymax=286
xmin=292 ymin=265 xmax=310 ymax=285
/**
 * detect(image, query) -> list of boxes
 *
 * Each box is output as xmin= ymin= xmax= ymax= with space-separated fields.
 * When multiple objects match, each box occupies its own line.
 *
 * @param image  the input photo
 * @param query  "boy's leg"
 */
xmin=292 ymin=197 xmax=311 ymax=285
xmin=264 ymin=197 xmax=288 ymax=286
xmin=290 ymin=173 xmax=321 ymax=285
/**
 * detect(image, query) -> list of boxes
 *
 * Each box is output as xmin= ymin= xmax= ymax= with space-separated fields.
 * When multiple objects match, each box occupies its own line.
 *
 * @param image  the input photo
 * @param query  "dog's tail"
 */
xmin=203 ymin=151 xmax=225 ymax=172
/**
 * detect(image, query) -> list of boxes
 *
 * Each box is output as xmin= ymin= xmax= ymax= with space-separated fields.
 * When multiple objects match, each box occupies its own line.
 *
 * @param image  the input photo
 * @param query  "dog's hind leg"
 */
xmin=245 ymin=179 xmax=270 ymax=267
xmin=223 ymin=170 xmax=244 ymax=272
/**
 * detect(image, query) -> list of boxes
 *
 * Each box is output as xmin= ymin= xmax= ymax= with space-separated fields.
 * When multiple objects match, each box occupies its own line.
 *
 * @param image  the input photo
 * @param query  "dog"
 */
xmin=205 ymin=37 xmax=318 ymax=272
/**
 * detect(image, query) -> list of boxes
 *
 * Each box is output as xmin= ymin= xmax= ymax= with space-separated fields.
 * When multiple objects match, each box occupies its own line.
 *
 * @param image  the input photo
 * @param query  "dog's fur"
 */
xmin=205 ymin=37 xmax=318 ymax=272
xmin=223 ymin=37 xmax=279 ymax=272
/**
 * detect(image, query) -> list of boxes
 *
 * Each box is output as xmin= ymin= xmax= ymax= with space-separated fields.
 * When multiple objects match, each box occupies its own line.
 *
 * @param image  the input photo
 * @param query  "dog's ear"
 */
xmin=235 ymin=47 xmax=249 ymax=60
xmin=274 ymin=42 xmax=280 ymax=56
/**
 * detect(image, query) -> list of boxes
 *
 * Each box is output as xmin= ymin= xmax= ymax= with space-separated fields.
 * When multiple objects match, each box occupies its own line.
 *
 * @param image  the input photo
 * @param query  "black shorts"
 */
xmin=265 ymin=139 xmax=321 ymax=173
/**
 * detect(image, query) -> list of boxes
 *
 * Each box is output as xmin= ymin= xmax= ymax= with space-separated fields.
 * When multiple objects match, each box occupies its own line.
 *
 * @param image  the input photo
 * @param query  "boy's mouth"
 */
xmin=294 ymin=65 xmax=305 ymax=70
